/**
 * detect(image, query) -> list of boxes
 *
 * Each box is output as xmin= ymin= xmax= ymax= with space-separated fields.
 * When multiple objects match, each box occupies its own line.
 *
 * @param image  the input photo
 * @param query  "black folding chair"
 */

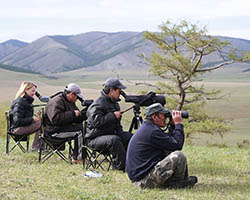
xmin=38 ymin=134 xmax=74 ymax=164
xmin=38 ymin=108 xmax=76 ymax=164
xmin=82 ymin=121 xmax=114 ymax=171
xmin=5 ymin=111 xmax=30 ymax=154
xmin=84 ymin=146 xmax=114 ymax=171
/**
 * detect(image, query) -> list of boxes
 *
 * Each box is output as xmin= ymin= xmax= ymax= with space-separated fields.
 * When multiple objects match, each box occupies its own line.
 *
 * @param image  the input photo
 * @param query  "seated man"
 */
xmin=85 ymin=77 xmax=133 ymax=171
xmin=43 ymin=83 xmax=87 ymax=164
xmin=126 ymin=103 xmax=198 ymax=189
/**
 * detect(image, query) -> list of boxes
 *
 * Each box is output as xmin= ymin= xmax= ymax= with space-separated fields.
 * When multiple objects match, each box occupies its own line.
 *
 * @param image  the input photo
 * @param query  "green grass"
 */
xmin=0 ymin=139 xmax=249 ymax=200
xmin=0 ymin=68 xmax=250 ymax=199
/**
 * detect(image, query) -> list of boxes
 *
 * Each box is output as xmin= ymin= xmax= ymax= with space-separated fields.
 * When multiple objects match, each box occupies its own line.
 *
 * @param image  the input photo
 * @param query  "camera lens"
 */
xmin=181 ymin=111 xmax=189 ymax=118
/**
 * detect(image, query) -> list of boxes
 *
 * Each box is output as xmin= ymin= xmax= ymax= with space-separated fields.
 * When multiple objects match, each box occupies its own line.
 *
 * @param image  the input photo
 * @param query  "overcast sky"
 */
xmin=1 ymin=0 xmax=250 ymax=43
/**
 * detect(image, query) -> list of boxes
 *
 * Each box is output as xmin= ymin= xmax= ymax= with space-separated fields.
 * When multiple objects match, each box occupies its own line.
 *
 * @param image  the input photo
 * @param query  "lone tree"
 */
xmin=143 ymin=20 xmax=250 ymax=137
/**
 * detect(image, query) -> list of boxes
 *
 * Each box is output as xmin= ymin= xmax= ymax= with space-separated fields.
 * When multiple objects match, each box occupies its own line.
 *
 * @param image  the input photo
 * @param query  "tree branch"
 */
xmin=134 ymin=82 xmax=162 ymax=91
xmin=192 ymin=53 xmax=203 ymax=72
xmin=195 ymin=60 xmax=234 ymax=72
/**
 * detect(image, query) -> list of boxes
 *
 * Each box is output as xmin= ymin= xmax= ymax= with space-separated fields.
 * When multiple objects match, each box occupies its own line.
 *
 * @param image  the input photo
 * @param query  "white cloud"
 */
xmin=1 ymin=0 xmax=249 ymax=19
xmin=0 ymin=0 xmax=250 ymax=42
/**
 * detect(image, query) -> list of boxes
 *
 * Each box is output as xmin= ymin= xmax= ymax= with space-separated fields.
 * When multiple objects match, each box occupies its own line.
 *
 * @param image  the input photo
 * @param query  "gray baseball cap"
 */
xmin=65 ymin=83 xmax=84 ymax=100
xmin=104 ymin=77 xmax=126 ymax=89
xmin=145 ymin=103 xmax=170 ymax=117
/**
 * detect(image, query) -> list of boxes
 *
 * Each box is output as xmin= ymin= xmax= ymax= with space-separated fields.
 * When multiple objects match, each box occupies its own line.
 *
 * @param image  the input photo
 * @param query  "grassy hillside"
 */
xmin=0 ymin=64 xmax=40 ymax=74
xmin=203 ymin=64 xmax=250 ymax=82
xmin=0 ymin=67 xmax=249 ymax=147
xmin=0 ymin=140 xmax=249 ymax=199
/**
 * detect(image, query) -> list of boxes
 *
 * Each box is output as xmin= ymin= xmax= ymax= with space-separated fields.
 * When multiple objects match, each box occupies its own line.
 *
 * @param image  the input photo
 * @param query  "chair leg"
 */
xmin=95 ymin=153 xmax=105 ymax=170
xmin=40 ymin=142 xmax=69 ymax=164
xmin=27 ymin=135 xmax=30 ymax=152
xmin=85 ymin=149 xmax=97 ymax=170
xmin=16 ymin=142 xmax=26 ymax=153
xmin=107 ymin=154 xmax=113 ymax=171
xmin=68 ymin=141 xmax=73 ymax=164
xmin=8 ymin=135 xmax=28 ymax=153
xmin=39 ymin=137 xmax=43 ymax=162
xmin=85 ymin=149 xmax=114 ymax=171
xmin=6 ymin=133 xmax=10 ymax=154
xmin=38 ymin=136 xmax=77 ymax=164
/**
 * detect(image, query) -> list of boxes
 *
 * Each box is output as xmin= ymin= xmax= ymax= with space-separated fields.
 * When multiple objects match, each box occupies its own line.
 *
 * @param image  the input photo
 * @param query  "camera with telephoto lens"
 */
xmin=76 ymin=95 xmax=93 ymax=108
xmin=35 ymin=91 xmax=41 ymax=98
xmin=35 ymin=91 xmax=50 ymax=103
xmin=120 ymin=91 xmax=166 ymax=107
xmin=165 ymin=110 xmax=189 ymax=119
xmin=79 ymin=99 xmax=94 ymax=120
xmin=81 ymin=99 xmax=94 ymax=107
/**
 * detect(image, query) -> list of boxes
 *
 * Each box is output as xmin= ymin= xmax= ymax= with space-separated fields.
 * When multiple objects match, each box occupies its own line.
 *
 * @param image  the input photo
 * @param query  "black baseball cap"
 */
xmin=104 ymin=77 xmax=126 ymax=89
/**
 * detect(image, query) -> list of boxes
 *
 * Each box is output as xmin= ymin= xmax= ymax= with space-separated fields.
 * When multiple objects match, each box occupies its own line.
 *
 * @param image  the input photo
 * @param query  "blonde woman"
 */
xmin=10 ymin=81 xmax=41 ymax=151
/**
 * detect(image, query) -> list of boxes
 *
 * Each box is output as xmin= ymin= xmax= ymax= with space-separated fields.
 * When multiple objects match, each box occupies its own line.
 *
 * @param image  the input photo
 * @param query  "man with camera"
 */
xmin=43 ymin=83 xmax=87 ymax=164
xmin=126 ymin=103 xmax=197 ymax=189
xmin=85 ymin=77 xmax=133 ymax=171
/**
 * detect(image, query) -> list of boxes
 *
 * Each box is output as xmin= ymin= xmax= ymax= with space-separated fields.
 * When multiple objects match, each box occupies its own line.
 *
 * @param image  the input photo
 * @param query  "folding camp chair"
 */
xmin=84 ymin=146 xmax=114 ymax=171
xmin=38 ymin=108 xmax=76 ymax=164
xmin=5 ymin=111 xmax=30 ymax=154
xmin=38 ymin=133 xmax=75 ymax=164
xmin=82 ymin=121 xmax=114 ymax=171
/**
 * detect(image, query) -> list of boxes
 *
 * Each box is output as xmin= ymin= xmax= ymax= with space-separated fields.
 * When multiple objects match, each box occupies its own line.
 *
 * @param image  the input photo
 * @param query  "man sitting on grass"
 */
xmin=126 ymin=103 xmax=198 ymax=189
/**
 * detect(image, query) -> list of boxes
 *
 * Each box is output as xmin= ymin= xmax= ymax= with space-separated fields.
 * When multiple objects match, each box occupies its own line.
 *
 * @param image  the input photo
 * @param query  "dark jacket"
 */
xmin=85 ymin=91 xmax=123 ymax=140
xmin=10 ymin=95 xmax=34 ymax=130
xmin=126 ymin=120 xmax=184 ymax=182
xmin=43 ymin=92 xmax=86 ymax=133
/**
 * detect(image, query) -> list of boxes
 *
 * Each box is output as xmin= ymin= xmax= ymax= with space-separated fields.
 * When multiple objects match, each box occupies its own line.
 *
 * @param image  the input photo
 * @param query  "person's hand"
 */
xmin=114 ymin=111 xmax=122 ymax=119
xmin=74 ymin=110 xmax=81 ymax=117
xmin=33 ymin=116 xmax=40 ymax=122
xmin=171 ymin=110 xmax=182 ymax=125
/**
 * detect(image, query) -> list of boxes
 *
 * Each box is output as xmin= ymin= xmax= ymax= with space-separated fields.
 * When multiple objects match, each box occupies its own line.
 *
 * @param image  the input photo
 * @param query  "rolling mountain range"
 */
xmin=0 ymin=39 xmax=28 ymax=59
xmin=0 ymin=32 xmax=250 ymax=74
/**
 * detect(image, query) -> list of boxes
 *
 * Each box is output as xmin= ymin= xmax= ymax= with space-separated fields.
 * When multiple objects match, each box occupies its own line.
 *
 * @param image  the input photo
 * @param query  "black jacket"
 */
xmin=10 ymin=95 xmax=35 ymax=129
xmin=126 ymin=120 xmax=184 ymax=182
xmin=43 ymin=92 xmax=86 ymax=133
xmin=85 ymin=91 xmax=123 ymax=139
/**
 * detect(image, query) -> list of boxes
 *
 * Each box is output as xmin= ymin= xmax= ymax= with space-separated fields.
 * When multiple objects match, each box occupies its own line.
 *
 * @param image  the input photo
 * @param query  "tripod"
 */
xmin=128 ymin=104 xmax=143 ymax=133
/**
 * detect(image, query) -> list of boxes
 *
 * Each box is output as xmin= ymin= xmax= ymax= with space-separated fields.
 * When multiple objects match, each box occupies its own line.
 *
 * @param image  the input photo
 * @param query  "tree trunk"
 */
xmin=177 ymin=81 xmax=185 ymax=110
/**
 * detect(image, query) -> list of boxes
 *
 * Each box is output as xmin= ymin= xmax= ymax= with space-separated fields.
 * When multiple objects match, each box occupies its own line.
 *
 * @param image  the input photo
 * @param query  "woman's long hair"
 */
xmin=15 ymin=81 xmax=37 ymax=100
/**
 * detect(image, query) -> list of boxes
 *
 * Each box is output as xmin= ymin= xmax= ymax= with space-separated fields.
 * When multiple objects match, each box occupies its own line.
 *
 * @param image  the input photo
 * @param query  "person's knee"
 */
xmin=170 ymin=151 xmax=187 ymax=163
xmin=108 ymin=135 xmax=126 ymax=154
xmin=110 ymin=135 xmax=123 ymax=146
xmin=33 ymin=120 xmax=41 ymax=128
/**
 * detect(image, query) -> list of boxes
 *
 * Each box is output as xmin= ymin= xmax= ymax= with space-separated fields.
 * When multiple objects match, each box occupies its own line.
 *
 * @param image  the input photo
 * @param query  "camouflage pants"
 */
xmin=134 ymin=151 xmax=187 ymax=189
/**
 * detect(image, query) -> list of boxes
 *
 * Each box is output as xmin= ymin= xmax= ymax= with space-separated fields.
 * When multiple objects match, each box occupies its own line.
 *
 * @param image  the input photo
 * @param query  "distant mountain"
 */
xmin=0 ymin=39 xmax=28 ymax=59
xmin=0 ymin=32 xmax=249 ymax=74
xmin=0 ymin=32 xmax=152 ymax=74
xmin=219 ymin=36 xmax=250 ymax=52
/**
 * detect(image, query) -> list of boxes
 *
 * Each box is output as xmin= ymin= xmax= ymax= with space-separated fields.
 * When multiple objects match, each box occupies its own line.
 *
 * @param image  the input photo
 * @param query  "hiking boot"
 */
xmin=163 ymin=176 xmax=198 ymax=189
xmin=180 ymin=176 xmax=198 ymax=188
